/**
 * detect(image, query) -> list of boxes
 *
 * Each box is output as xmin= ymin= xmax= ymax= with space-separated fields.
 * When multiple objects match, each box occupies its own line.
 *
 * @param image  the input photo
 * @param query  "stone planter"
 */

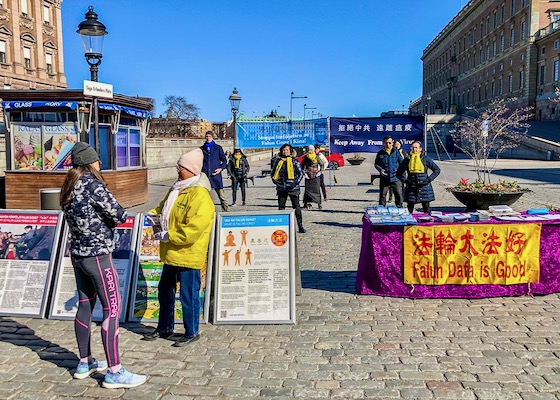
xmin=347 ymin=158 xmax=365 ymax=166
xmin=449 ymin=189 xmax=528 ymax=211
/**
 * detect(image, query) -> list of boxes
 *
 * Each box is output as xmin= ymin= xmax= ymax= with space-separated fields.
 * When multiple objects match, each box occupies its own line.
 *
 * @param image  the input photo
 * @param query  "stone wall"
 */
xmin=145 ymin=138 xmax=271 ymax=182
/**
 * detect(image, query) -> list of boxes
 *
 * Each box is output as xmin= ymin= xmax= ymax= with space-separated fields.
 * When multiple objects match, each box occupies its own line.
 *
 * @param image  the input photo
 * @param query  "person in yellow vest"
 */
xmin=143 ymin=148 xmax=215 ymax=347
xmin=397 ymin=141 xmax=440 ymax=214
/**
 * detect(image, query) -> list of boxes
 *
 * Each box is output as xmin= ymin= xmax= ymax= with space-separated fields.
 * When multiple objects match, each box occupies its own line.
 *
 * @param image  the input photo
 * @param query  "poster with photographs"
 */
xmin=0 ymin=210 xmax=63 ymax=318
xmin=213 ymin=211 xmax=296 ymax=325
xmin=48 ymin=215 xmax=140 ymax=322
xmin=128 ymin=213 xmax=215 ymax=324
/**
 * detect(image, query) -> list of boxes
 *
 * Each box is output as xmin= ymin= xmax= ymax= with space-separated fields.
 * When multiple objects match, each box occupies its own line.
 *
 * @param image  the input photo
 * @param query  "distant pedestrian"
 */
xmin=314 ymin=144 xmax=329 ymax=201
xmin=200 ymin=131 xmax=228 ymax=211
xmin=397 ymin=141 xmax=440 ymax=213
xmin=271 ymin=143 xmax=306 ymax=233
xmin=301 ymin=145 xmax=323 ymax=210
xmin=60 ymin=141 xmax=145 ymax=388
xmin=226 ymin=148 xmax=250 ymax=206
xmin=374 ymin=135 xmax=404 ymax=207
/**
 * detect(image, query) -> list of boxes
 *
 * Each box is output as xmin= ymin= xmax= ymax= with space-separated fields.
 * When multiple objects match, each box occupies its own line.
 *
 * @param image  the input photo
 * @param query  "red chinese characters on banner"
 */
xmin=404 ymin=223 xmax=541 ymax=285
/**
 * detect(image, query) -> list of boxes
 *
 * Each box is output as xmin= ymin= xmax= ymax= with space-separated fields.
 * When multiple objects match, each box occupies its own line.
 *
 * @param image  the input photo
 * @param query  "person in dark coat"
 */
xmin=226 ymin=148 xmax=250 ymax=206
xmin=374 ymin=136 xmax=404 ymax=207
xmin=200 ymin=131 xmax=228 ymax=211
xmin=397 ymin=141 xmax=440 ymax=214
xmin=271 ymin=143 xmax=306 ymax=233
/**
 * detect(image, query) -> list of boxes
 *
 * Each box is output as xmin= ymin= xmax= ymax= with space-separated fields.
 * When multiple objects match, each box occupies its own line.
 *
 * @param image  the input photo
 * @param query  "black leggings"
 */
xmin=277 ymin=190 xmax=304 ymax=229
xmin=72 ymin=254 xmax=121 ymax=367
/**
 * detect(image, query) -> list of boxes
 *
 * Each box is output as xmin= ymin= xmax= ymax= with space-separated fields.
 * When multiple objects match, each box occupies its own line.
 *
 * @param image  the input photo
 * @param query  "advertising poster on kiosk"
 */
xmin=214 ymin=211 xmax=296 ymax=325
xmin=128 ymin=214 xmax=214 ymax=324
xmin=48 ymin=215 xmax=140 ymax=322
xmin=0 ymin=210 xmax=63 ymax=318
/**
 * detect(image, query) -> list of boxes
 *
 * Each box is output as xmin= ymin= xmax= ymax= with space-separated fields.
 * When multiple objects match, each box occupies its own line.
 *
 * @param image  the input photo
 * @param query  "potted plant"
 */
xmin=346 ymin=153 xmax=365 ymax=165
xmin=448 ymin=98 xmax=532 ymax=211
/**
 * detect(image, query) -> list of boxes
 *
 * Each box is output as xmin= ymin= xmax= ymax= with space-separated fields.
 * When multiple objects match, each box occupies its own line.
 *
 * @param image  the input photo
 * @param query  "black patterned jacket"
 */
xmin=63 ymin=172 xmax=127 ymax=257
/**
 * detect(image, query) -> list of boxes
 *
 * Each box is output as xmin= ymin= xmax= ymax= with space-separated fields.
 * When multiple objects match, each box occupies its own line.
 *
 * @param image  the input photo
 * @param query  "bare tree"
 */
xmin=163 ymin=95 xmax=200 ymax=120
xmin=450 ymin=98 xmax=532 ymax=184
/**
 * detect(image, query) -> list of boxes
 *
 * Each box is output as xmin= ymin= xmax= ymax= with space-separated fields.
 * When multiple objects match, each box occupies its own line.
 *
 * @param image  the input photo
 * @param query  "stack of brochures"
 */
xmin=365 ymin=206 xmax=417 ymax=225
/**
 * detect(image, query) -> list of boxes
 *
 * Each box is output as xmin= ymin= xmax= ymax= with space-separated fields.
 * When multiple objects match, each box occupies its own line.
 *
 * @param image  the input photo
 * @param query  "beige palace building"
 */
xmin=0 ymin=0 xmax=66 ymax=90
xmin=422 ymin=0 xmax=560 ymax=121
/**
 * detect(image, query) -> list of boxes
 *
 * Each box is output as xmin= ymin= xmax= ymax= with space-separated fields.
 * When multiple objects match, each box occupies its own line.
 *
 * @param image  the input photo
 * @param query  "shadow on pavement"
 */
xmin=300 ymin=270 xmax=356 ymax=293
xmin=313 ymin=221 xmax=363 ymax=228
xmin=0 ymin=317 xmax=79 ymax=373
xmin=491 ymin=168 xmax=560 ymax=184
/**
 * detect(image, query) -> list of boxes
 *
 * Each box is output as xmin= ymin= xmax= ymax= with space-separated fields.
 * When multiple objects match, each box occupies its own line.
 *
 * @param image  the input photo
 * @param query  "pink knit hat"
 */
xmin=177 ymin=148 xmax=203 ymax=175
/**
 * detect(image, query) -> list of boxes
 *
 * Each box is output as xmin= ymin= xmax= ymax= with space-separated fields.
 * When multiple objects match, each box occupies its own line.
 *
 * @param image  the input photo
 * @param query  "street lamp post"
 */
xmin=229 ymin=87 xmax=241 ymax=149
xmin=303 ymin=104 xmax=317 ymax=120
xmin=289 ymin=91 xmax=307 ymax=121
xmin=77 ymin=6 xmax=107 ymax=155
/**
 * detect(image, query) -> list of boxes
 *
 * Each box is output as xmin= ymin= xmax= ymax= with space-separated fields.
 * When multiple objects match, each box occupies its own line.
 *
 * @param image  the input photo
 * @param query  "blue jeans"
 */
xmin=157 ymin=264 xmax=200 ymax=337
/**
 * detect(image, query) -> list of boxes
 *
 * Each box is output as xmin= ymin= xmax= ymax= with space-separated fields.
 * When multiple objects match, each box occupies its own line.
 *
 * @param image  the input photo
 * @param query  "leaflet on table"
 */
xmin=48 ymin=215 xmax=139 ymax=322
xmin=214 ymin=213 xmax=296 ymax=324
xmin=365 ymin=206 xmax=417 ymax=225
xmin=0 ymin=211 xmax=62 ymax=318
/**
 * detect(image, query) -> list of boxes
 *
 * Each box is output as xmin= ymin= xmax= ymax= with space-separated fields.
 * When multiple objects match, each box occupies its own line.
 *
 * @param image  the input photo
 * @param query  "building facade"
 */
xmin=0 ymin=0 xmax=66 ymax=91
xmin=421 ymin=0 xmax=560 ymax=118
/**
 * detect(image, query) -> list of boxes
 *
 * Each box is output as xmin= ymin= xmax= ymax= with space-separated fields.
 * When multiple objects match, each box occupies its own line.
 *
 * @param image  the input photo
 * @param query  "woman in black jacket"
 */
xmin=397 ymin=141 xmax=440 ymax=214
xmin=226 ymin=148 xmax=250 ymax=206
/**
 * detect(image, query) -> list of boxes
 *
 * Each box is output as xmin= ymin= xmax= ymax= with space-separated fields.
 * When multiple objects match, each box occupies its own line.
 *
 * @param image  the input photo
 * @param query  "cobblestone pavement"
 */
xmin=2 ymin=155 xmax=560 ymax=399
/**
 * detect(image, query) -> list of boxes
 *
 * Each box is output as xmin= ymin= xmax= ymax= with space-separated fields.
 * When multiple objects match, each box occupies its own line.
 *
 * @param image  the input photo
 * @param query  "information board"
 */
xmin=48 ymin=215 xmax=140 ymax=322
xmin=128 ymin=213 xmax=215 ymax=324
xmin=213 ymin=211 xmax=296 ymax=324
xmin=0 ymin=210 xmax=63 ymax=318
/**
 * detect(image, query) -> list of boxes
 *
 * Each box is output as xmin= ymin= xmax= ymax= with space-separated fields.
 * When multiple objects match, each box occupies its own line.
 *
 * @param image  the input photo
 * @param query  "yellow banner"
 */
xmin=403 ymin=223 xmax=541 ymax=285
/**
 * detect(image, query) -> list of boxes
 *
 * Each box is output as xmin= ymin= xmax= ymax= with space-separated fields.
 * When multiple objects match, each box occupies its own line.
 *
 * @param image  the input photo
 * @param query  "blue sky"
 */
xmin=62 ymin=1 xmax=463 ymax=121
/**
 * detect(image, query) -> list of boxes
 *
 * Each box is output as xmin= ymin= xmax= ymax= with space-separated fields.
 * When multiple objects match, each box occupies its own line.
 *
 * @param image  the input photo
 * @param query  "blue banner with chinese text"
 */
xmin=330 ymin=116 xmax=424 ymax=154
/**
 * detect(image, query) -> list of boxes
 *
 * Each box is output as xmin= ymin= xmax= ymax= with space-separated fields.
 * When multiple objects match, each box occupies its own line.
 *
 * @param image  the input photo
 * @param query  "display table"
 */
xmin=355 ymin=215 xmax=560 ymax=298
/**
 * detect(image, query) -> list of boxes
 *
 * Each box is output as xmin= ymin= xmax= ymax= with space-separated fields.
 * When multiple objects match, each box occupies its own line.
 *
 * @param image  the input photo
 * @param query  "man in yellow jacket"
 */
xmin=143 ymin=148 xmax=215 ymax=347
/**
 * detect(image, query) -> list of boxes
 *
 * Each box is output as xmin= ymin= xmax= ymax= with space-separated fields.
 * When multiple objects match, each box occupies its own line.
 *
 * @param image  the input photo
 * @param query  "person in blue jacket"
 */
xmin=374 ymin=135 xmax=404 ymax=207
xmin=200 ymin=131 xmax=228 ymax=211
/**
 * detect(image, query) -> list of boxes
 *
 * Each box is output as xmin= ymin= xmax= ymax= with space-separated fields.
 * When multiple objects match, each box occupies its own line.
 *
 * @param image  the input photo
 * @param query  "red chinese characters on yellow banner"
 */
xmin=403 ymin=223 xmax=541 ymax=285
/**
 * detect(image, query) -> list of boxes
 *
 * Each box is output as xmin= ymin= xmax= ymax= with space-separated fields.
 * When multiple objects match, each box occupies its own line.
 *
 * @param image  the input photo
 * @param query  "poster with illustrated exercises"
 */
xmin=0 ymin=210 xmax=63 ymax=318
xmin=48 ymin=215 xmax=140 ymax=322
xmin=128 ymin=213 xmax=215 ymax=324
xmin=214 ymin=211 xmax=296 ymax=325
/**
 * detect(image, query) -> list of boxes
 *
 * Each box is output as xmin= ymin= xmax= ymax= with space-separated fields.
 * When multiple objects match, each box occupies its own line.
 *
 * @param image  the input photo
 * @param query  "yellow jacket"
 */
xmin=150 ymin=175 xmax=215 ymax=269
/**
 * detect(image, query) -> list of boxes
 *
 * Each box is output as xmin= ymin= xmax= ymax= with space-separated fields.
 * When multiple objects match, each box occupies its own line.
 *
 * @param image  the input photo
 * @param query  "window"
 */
xmin=511 ymin=0 xmax=515 ymax=16
xmin=480 ymin=22 xmax=484 ymax=39
xmin=522 ymin=0 xmax=527 ymax=7
xmin=116 ymin=127 xmax=142 ymax=168
xmin=540 ymin=64 xmax=546 ymax=85
xmin=43 ymin=5 xmax=50 ymax=25
xmin=554 ymin=60 xmax=559 ymax=82
xmin=510 ymin=27 xmax=515 ymax=47
xmin=521 ymin=53 xmax=524 ymax=61
xmin=555 ymin=40 xmax=560 ymax=50
xmin=499 ymin=78 xmax=503 ymax=95
xmin=519 ymin=69 xmax=525 ymax=91
xmin=494 ymin=11 xmax=498 ymax=28
xmin=45 ymin=53 xmax=53 ymax=74
xmin=542 ymin=46 xmax=546 ymax=55
xmin=501 ymin=4 xmax=505 ymax=23
xmin=486 ymin=44 xmax=490 ymax=60
xmin=480 ymin=48 xmax=483 ymax=64
xmin=521 ymin=21 xmax=526 ymax=40
xmin=0 ymin=40 xmax=5 ymax=64
xmin=492 ymin=81 xmax=496 ymax=97
xmin=23 ymin=46 xmax=31 ymax=69
xmin=500 ymin=34 xmax=505 ymax=52
xmin=20 ymin=0 xmax=28 ymax=16
xmin=493 ymin=40 xmax=497 ymax=56
xmin=508 ymin=74 xmax=513 ymax=92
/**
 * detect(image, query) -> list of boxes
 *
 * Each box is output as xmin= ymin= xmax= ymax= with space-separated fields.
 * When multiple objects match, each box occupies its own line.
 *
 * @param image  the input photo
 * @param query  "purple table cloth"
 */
xmin=355 ymin=216 xmax=560 ymax=298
